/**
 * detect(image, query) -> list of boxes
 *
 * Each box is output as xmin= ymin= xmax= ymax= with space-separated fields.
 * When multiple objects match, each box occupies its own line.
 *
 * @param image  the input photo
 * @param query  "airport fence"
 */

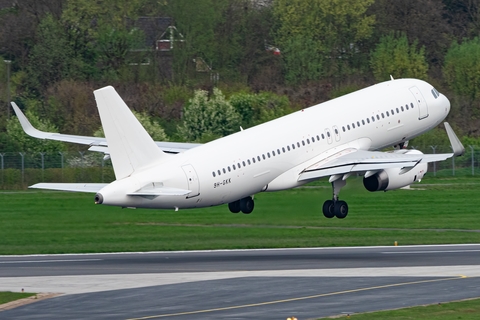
xmin=0 ymin=146 xmax=479 ymax=189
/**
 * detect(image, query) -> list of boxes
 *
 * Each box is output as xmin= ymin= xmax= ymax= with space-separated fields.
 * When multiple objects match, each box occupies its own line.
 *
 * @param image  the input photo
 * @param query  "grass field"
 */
xmin=0 ymin=292 xmax=35 ymax=305
xmin=0 ymin=176 xmax=479 ymax=254
xmin=318 ymin=298 xmax=480 ymax=320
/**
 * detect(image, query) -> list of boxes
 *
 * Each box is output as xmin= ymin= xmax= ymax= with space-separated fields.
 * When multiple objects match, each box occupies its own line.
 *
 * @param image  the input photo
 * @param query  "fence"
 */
xmin=0 ymin=146 xmax=479 ymax=189
xmin=0 ymin=151 xmax=115 ymax=190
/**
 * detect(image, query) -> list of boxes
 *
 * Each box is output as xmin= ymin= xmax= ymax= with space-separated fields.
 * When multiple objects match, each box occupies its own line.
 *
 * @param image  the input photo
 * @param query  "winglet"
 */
xmin=11 ymin=102 xmax=53 ymax=139
xmin=444 ymin=122 xmax=465 ymax=156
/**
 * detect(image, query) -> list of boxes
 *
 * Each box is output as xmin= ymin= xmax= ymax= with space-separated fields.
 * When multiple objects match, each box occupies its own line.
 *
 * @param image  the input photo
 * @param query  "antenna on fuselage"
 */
xmin=390 ymin=75 xmax=394 ymax=81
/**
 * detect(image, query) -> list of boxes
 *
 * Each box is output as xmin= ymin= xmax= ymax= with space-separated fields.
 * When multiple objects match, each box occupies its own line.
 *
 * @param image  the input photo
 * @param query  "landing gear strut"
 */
xmin=229 ymin=196 xmax=254 ymax=214
xmin=322 ymin=178 xmax=349 ymax=219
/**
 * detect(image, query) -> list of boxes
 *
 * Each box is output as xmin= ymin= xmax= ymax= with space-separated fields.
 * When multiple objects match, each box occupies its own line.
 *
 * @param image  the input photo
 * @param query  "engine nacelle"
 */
xmin=363 ymin=150 xmax=428 ymax=192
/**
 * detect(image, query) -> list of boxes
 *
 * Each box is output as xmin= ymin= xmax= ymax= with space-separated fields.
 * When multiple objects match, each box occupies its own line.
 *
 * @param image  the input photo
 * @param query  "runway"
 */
xmin=1 ymin=244 xmax=480 ymax=319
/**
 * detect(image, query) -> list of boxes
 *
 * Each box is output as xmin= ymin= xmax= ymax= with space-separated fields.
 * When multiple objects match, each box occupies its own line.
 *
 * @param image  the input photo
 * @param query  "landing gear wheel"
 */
xmin=240 ymin=197 xmax=254 ymax=214
xmin=228 ymin=200 xmax=241 ymax=213
xmin=334 ymin=200 xmax=348 ymax=219
xmin=322 ymin=200 xmax=335 ymax=218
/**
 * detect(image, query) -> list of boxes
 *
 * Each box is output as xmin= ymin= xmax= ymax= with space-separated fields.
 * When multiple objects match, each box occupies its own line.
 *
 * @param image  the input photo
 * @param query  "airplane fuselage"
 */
xmin=98 ymin=79 xmax=450 ymax=210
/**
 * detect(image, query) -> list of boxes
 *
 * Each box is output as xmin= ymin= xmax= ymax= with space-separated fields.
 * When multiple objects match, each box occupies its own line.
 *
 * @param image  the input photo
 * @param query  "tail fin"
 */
xmin=94 ymin=86 xmax=168 ymax=179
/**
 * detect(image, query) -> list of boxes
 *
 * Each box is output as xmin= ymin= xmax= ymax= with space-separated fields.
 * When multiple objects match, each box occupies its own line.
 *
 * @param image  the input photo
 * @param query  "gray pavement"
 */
xmin=1 ymin=244 xmax=480 ymax=319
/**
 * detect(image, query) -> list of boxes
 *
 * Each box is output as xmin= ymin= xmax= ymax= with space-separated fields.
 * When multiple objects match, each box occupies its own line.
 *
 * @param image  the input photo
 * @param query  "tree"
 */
xmin=6 ymin=106 xmax=65 ymax=153
xmin=273 ymin=0 xmax=375 ymax=78
xmin=369 ymin=0 xmax=450 ymax=65
xmin=370 ymin=33 xmax=428 ymax=81
xmin=178 ymin=88 xmax=241 ymax=142
xmin=27 ymin=14 xmax=72 ymax=92
xmin=229 ymin=91 xmax=291 ymax=128
xmin=444 ymin=37 xmax=480 ymax=102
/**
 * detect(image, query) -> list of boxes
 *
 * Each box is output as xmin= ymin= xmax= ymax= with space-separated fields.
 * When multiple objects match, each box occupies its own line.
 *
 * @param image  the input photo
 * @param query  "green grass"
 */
xmin=0 ymin=292 xmax=36 ymax=305
xmin=319 ymin=298 xmax=480 ymax=319
xmin=0 ymin=176 xmax=479 ymax=254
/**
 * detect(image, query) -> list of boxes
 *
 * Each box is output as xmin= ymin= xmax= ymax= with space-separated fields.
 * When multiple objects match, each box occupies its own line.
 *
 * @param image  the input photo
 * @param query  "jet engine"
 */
xmin=363 ymin=150 xmax=428 ymax=192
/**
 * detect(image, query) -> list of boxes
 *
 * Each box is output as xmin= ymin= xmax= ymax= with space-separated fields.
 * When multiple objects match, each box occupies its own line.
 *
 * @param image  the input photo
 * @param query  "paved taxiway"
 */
xmin=1 ymin=244 xmax=480 ymax=319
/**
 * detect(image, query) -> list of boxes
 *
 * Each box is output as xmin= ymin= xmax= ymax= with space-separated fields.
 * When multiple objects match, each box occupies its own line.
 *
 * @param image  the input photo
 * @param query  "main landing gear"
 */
xmin=228 ymin=196 xmax=254 ymax=214
xmin=322 ymin=178 xmax=349 ymax=219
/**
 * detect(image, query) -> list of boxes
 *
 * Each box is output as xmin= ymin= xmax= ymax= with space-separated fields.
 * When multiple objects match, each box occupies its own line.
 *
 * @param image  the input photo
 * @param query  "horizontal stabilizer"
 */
xmin=29 ymin=183 xmax=108 ymax=193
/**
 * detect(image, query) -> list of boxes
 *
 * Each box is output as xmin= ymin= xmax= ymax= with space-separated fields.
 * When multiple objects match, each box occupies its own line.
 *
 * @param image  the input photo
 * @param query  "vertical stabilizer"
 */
xmin=94 ymin=86 xmax=167 ymax=179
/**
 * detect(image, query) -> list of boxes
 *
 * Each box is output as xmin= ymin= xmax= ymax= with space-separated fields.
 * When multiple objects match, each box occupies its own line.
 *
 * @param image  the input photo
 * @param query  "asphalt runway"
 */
xmin=1 ymin=244 xmax=480 ymax=319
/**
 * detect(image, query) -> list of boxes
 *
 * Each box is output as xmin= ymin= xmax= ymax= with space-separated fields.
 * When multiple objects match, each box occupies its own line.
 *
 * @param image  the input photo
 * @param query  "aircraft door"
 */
xmin=333 ymin=126 xmax=341 ymax=142
xmin=182 ymin=164 xmax=200 ymax=198
xmin=409 ymin=86 xmax=429 ymax=120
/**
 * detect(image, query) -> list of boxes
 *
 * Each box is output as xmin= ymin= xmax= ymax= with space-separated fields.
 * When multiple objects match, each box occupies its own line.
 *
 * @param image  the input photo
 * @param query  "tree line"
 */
xmin=1 ymin=0 xmax=480 ymax=153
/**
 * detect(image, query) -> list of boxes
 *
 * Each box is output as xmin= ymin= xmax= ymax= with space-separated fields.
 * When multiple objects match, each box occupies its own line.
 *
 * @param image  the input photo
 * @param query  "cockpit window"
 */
xmin=431 ymin=88 xmax=440 ymax=99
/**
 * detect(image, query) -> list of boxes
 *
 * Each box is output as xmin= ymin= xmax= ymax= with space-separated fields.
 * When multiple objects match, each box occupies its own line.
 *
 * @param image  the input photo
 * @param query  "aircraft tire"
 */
xmin=228 ymin=200 xmax=241 ymax=213
xmin=322 ymin=200 xmax=335 ymax=218
xmin=240 ymin=197 xmax=254 ymax=214
xmin=334 ymin=200 xmax=348 ymax=219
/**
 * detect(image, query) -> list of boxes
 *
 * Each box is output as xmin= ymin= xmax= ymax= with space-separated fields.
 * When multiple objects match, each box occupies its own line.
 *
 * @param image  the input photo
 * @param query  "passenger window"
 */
xmin=267 ymin=152 xmax=271 ymax=158
xmin=391 ymin=109 xmax=394 ymax=114
xmin=362 ymin=120 xmax=365 ymax=125
xmin=223 ymin=168 xmax=226 ymax=174
xmin=372 ymin=116 xmax=375 ymax=122
xmin=247 ymin=159 xmax=251 ymax=165
xmin=292 ymin=144 xmax=295 ymax=149
xmin=342 ymin=126 xmax=346 ymax=132
xmin=307 ymin=138 xmax=310 ymax=144
xmin=411 ymin=103 xmax=414 ymax=108
xmin=376 ymin=115 xmax=380 ymax=120
xmin=252 ymin=158 xmax=256 ymax=163
xmin=406 ymin=105 xmax=409 ymax=110
xmin=243 ymin=161 xmax=246 ymax=166
xmin=277 ymin=149 xmax=281 ymax=154
xmin=321 ymin=134 xmax=325 ymax=139
xmin=381 ymin=113 xmax=385 ymax=118
xmin=287 ymin=146 xmax=291 ymax=151
xmin=257 ymin=156 xmax=261 ymax=161
xmin=316 ymin=135 xmax=320 ymax=140
xmin=352 ymin=123 xmax=356 ymax=128
xmin=327 ymin=132 xmax=331 ymax=137
xmin=218 ymin=170 xmax=221 ymax=175
xmin=228 ymin=166 xmax=231 ymax=172
xmin=396 ymin=108 xmax=399 ymax=113
xmin=347 ymin=124 xmax=351 ymax=130
xmin=272 ymin=151 xmax=276 ymax=156
xmin=366 ymin=118 xmax=370 ymax=123
xmin=282 ymin=147 xmax=286 ymax=153
xmin=212 ymin=172 xmax=216 ymax=177
xmin=401 ymin=106 xmax=404 ymax=112
xmin=233 ymin=165 xmax=236 ymax=170
xmin=262 ymin=154 xmax=266 ymax=160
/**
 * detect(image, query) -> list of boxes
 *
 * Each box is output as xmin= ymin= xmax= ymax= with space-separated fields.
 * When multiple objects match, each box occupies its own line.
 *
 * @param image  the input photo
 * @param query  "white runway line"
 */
xmin=1 ymin=265 xmax=479 ymax=295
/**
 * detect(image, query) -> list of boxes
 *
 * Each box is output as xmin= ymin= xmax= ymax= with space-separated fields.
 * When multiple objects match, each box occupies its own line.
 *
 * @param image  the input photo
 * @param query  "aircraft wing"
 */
xmin=29 ymin=183 xmax=109 ymax=193
xmin=299 ymin=122 xmax=464 ymax=181
xmin=11 ymin=102 xmax=201 ymax=154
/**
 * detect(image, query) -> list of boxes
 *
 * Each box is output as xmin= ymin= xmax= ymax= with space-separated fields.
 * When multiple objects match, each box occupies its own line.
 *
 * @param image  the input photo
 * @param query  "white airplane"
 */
xmin=11 ymin=78 xmax=465 ymax=218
